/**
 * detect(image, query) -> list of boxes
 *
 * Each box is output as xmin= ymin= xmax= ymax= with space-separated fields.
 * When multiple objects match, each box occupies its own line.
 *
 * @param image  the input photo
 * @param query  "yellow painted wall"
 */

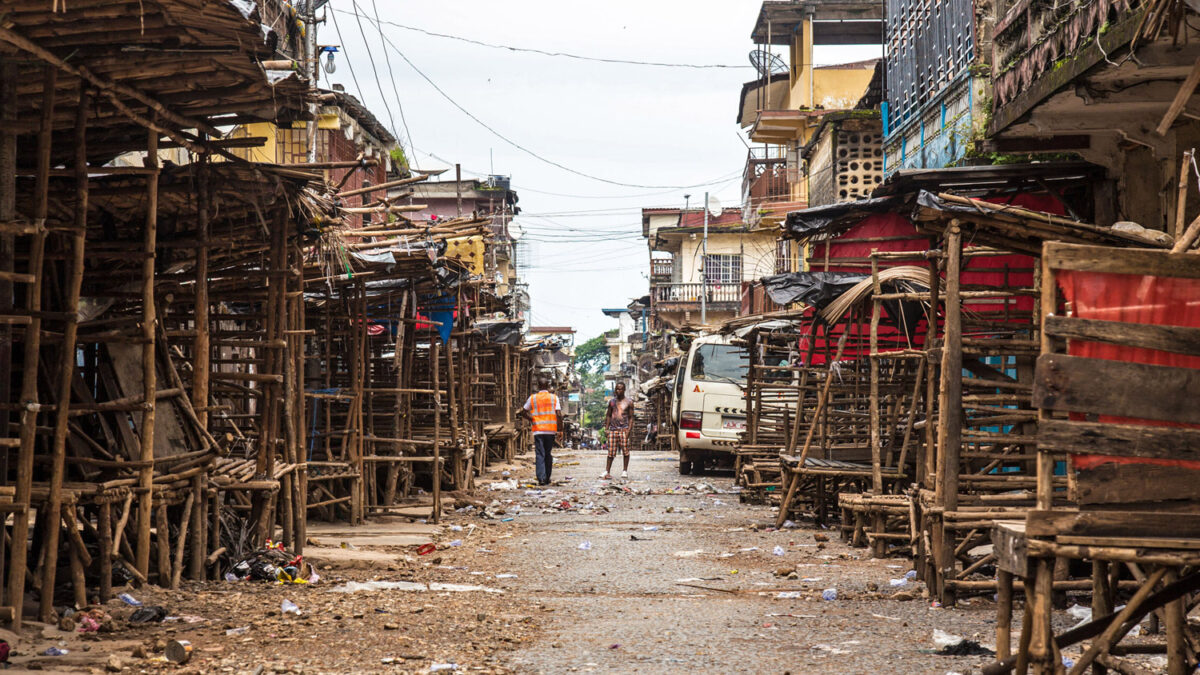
xmin=226 ymin=122 xmax=279 ymax=164
xmin=676 ymin=231 xmax=777 ymax=284
xmin=788 ymin=68 xmax=875 ymax=112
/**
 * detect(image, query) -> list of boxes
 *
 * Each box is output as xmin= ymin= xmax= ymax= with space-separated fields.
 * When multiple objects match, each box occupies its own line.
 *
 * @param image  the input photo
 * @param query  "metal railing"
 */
xmin=652 ymin=282 xmax=740 ymax=304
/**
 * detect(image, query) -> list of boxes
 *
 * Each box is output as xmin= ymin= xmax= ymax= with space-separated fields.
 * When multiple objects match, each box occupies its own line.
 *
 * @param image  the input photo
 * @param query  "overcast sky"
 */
xmin=323 ymin=0 xmax=878 ymax=340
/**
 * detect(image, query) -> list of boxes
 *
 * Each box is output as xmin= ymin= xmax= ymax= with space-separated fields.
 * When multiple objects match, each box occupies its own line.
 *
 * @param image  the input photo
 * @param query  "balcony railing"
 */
xmin=652 ymin=282 xmax=740 ymax=305
xmin=742 ymin=147 xmax=792 ymax=223
xmin=650 ymin=259 xmax=673 ymax=279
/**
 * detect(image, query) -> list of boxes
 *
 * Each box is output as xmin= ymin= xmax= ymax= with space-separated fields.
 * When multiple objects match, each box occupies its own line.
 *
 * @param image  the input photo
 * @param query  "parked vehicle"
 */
xmin=671 ymin=334 xmax=748 ymax=474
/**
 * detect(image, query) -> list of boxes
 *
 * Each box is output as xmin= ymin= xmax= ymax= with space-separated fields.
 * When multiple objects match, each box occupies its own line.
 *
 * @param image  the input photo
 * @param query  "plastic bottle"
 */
xmin=117 ymin=592 xmax=142 ymax=606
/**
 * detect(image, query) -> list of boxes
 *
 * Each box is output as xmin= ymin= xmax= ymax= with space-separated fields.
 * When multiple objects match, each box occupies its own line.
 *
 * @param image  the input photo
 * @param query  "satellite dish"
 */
xmin=706 ymin=195 xmax=722 ymax=218
xmin=749 ymin=49 xmax=788 ymax=76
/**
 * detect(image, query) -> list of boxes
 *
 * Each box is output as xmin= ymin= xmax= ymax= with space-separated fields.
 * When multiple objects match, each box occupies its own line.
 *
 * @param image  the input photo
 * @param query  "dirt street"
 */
xmin=4 ymin=449 xmax=1022 ymax=674
xmin=496 ymin=449 xmax=999 ymax=674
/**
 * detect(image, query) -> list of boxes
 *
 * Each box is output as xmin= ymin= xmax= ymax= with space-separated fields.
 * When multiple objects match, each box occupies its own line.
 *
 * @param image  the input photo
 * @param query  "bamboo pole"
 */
xmin=337 ymin=173 xmax=431 ymax=198
xmin=135 ymin=121 xmax=160 ymax=581
xmin=8 ymin=66 xmax=55 ymax=628
xmin=39 ymin=84 xmax=88 ymax=622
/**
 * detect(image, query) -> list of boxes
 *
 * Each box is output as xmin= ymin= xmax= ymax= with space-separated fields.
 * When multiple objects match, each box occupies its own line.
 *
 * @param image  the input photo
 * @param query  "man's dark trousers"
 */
xmin=534 ymin=434 xmax=556 ymax=485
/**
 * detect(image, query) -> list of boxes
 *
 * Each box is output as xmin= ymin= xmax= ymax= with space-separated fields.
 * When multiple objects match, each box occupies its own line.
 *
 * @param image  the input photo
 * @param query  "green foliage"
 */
xmin=580 ymin=370 xmax=609 ymax=430
xmin=389 ymin=146 xmax=408 ymax=171
xmin=575 ymin=334 xmax=613 ymax=430
xmin=575 ymin=334 xmax=610 ymax=376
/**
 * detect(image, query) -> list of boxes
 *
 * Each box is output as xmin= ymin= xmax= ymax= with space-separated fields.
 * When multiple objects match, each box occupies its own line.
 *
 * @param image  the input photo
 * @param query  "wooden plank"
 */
xmin=1077 ymin=461 xmax=1200 ymax=506
xmin=1044 ymin=242 xmax=1200 ymax=279
xmin=1043 ymin=315 xmax=1200 ymax=358
xmin=1034 ymin=353 xmax=1200 ymax=425
xmin=991 ymin=520 xmax=1028 ymax=575
xmin=1039 ymin=419 xmax=1200 ymax=461
xmin=1156 ymin=56 xmax=1200 ymax=136
xmin=1057 ymin=535 xmax=1200 ymax=550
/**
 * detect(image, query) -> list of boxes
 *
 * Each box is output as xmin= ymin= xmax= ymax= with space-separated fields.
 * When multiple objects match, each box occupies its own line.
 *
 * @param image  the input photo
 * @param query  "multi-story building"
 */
xmin=740 ymin=1 xmax=884 ymax=223
xmin=400 ymin=176 xmax=526 ymax=315
xmin=643 ymin=207 xmax=778 ymax=329
xmin=225 ymin=85 xmax=397 ymax=228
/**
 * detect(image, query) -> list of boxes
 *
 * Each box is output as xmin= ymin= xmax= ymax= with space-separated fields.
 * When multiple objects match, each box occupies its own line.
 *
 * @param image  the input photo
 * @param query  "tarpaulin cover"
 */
xmin=1058 ymin=268 xmax=1200 ymax=471
xmin=761 ymin=271 xmax=866 ymax=308
xmin=473 ymin=321 xmax=524 ymax=346
xmin=417 ymin=292 xmax=456 ymax=343
xmin=784 ymin=196 xmax=900 ymax=238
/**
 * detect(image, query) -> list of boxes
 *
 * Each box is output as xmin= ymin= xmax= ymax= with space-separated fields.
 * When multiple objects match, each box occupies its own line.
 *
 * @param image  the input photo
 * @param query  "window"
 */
xmin=690 ymin=344 xmax=747 ymax=383
xmin=775 ymin=240 xmax=792 ymax=274
xmin=703 ymin=254 xmax=742 ymax=285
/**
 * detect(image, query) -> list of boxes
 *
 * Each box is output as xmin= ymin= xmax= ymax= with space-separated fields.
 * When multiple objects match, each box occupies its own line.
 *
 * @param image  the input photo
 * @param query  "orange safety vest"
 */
xmin=530 ymin=391 xmax=558 ymax=433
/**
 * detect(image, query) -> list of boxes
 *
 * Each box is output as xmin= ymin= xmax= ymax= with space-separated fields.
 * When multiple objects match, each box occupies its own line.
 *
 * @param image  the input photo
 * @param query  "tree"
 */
xmin=575 ymin=334 xmax=610 ymax=375
xmin=575 ymin=334 xmax=612 ymax=429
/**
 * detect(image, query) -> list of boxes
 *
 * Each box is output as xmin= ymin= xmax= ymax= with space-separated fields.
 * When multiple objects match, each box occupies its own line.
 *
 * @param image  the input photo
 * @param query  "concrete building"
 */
xmin=642 ymin=207 xmax=777 ymax=329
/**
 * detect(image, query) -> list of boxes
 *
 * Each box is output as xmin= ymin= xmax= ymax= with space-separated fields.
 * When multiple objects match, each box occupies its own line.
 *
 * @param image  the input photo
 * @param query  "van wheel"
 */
xmin=679 ymin=458 xmax=693 ymax=475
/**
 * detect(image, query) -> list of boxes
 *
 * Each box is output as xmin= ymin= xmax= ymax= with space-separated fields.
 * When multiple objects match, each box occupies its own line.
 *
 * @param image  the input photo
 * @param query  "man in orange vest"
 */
xmin=520 ymin=376 xmax=563 ymax=485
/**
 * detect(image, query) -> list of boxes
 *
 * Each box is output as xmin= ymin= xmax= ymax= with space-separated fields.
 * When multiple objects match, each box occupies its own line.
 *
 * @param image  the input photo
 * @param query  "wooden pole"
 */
xmin=431 ymin=338 xmax=441 ymax=524
xmin=193 ymin=163 xmax=211 ymax=428
xmin=8 ymin=66 xmax=56 ymax=628
xmin=98 ymin=500 xmax=113 ymax=600
xmin=292 ymin=246 xmax=306 ymax=552
xmin=0 ymin=62 xmax=16 ymax=605
xmin=935 ymin=223 xmax=963 ymax=606
xmin=39 ymin=83 xmax=87 ymax=621
xmin=1175 ymin=150 xmax=1192 ymax=242
xmin=135 ymin=121 xmax=160 ymax=581
xmin=869 ymin=253 xmax=883 ymax=496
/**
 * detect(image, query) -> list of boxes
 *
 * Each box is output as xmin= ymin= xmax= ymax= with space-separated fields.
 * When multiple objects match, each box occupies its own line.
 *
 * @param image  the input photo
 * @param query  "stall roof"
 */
xmin=911 ymin=191 xmax=1171 ymax=255
xmin=874 ymin=161 xmax=1104 ymax=198
xmin=0 ymin=0 xmax=309 ymax=166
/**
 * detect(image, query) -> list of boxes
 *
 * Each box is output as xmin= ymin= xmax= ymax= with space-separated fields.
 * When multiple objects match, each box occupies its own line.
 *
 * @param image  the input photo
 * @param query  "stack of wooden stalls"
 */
xmin=637 ymin=351 xmax=681 ymax=455
xmin=0 ymin=0 xmax=310 ymax=627
xmin=764 ymin=164 xmax=1170 ymax=583
xmin=984 ymin=239 xmax=1200 ymax=674
xmin=518 ymin=335 xmax=582 ymax=447
xmin=473 ymin=320 xmax=529 ymax=465
xmin=302 ymin=216 xmax=496 ymax=525
xmin=907 ymin=183 xmax=1171 ymax=608
xmin=758 ymin=195 xmax=941 ymax=540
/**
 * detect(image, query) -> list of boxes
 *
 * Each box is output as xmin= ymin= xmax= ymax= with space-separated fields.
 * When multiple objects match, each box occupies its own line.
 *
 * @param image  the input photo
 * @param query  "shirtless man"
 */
xmin=602 ymin=382 xmax=634 ymax=480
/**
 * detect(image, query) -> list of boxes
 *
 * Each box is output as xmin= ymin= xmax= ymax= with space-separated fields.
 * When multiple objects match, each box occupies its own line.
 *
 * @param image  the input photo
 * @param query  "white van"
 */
xmin=672 ymin=334 xmax=747 ymax=474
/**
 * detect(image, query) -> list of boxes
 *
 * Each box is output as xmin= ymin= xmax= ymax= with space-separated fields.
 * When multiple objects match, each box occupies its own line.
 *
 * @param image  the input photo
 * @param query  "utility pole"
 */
xmin=700 ymin=191 xmax=709 ymax=325
xmin=305 ymin=0 xmax=318 ymax=164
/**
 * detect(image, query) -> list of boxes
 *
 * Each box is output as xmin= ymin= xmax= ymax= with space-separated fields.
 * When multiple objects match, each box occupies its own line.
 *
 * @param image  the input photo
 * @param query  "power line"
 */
xmin=422 ymin=151 xmax=744 ymax=200
xmin=351 ymin=12 xmax=748 ymax=191
xmin=344 ymin=0 xmax=401 ymax=148
xmin=330 ymin=7 xmax=752 ymax=70
xmin=328 ymin=8 xmax=370 ymax=122
xmin=366 ymin=0 xmax=415 ymax=154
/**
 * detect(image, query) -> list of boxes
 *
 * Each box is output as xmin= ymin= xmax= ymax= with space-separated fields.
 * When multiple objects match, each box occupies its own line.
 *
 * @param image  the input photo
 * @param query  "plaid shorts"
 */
xmin=607 ymin=428 xmax=630 ymax=458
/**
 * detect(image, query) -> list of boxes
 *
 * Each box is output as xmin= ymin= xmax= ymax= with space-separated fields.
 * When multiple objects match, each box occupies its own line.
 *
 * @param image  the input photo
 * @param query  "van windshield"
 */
xmin=690 ymin=344 xmax=746 ymax=384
